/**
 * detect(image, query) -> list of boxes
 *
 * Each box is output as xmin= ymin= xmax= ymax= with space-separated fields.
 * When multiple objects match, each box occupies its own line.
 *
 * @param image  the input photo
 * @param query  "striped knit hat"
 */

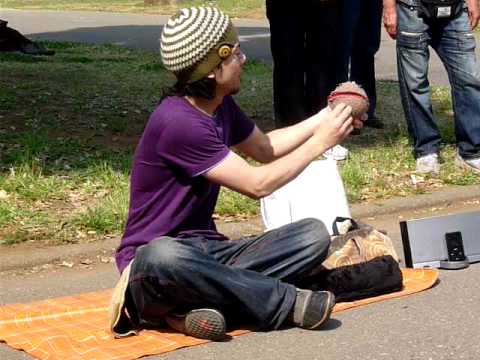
xmin=160 ymin=7 xmax=238 ymax=84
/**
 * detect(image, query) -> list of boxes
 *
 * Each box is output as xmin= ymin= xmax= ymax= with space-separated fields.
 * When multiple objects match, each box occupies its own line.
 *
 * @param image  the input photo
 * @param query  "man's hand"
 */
xmin=310 ymin=104 xmax=354 ymax=151
xmin=467 ymin=0 xmax=480 ymax=30
xmin=383 ymin=0 xmax=398 ymax=39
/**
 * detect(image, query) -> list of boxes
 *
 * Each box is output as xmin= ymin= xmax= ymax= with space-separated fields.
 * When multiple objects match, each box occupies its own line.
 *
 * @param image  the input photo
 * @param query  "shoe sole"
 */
xmin=415 ymin=164 xmax=440 ymax=175
xmin=324 ymin=155 xmax=348 ymax=161
xmin=455 ymin=155 xmax=480 ymax=174
xmin=305 ymin=292 xmax=336 ymax=330
xmin=185 ymin=308 xmax=226 ymax=341
xmin=415 ymin=169 xmax=440 ymax=175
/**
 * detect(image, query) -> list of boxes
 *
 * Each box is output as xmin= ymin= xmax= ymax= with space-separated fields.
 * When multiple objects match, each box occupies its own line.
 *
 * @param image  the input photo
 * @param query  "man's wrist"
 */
xmin=303 ymin=112 xmax=324 ymax=137
xmin=383 ymin=0 xmax=397 ymax=11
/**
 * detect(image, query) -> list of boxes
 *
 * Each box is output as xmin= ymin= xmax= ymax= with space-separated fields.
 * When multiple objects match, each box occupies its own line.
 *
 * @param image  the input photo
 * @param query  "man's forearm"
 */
xmin=247 ymin=135 xmax=329 ymax=198
xmin=262 ymin=116 xmax=318 ymax=160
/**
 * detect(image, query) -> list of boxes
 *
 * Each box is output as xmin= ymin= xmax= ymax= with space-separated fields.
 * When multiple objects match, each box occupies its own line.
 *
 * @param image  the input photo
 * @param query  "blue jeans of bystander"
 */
xmin=396 ymin=4 xmax=480 ymax=159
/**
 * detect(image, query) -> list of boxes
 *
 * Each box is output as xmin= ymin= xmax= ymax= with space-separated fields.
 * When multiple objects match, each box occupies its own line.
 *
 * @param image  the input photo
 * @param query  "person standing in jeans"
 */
xmin=110 ymin=6 xmax=365 ymax=342
xmin=266 ymin=0 xmax=342 ymax=128
xmin=336 ymin=0 xmax=384 ymax=129
xmin=383 ymin=0 xmax=480 ymax=174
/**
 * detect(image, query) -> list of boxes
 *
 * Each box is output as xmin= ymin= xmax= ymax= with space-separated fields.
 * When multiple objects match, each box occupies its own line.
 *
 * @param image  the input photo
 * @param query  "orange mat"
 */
xmin=0 ymin=268 xmax=438 ymax=360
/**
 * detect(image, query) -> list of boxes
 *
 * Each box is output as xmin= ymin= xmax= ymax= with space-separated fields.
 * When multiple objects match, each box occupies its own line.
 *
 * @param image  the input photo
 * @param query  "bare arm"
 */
xmin=234 ymin=113 xmax=319 ymax=163
xmin=205 ymin=104 xmax=354 ymax=199
xmin=383 ymin=0 xmax=397 ymax=39
xmin=235 ymin=107 xmax=364 ymax=163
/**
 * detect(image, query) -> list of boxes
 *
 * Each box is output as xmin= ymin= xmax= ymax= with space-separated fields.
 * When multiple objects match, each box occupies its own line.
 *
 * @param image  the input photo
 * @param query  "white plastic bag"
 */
xmin=260 ymin=159 xmax=351 ymax=235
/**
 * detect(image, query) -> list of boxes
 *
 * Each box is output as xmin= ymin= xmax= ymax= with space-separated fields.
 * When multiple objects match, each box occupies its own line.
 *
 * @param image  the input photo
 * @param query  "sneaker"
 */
xmin=290 ymin=289 xmax=336 ymax=330
xmin=455 ymin=153 xmax=480 ymax=174
xmin=364 ymin=116 xmax=384 ymax=129
xmin=324 ymin=144 xmax=349 ymax=161
xmin=165 ymin=308 xmax=226 ymax=341
xmin=416 ymin=153 xmax=440 ymax=174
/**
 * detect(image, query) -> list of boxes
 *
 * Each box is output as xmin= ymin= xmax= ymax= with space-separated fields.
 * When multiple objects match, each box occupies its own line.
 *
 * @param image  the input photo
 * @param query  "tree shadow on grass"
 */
xmin=0 ymin=24 xmax=457 ymax=178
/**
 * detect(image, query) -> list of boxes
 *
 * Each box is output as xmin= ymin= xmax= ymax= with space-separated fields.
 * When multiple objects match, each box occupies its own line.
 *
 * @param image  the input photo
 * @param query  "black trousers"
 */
xmin=335 ymin=0 xmax=383 ymax=119
xmin=266 ymin=0 xmax=343 ymax=127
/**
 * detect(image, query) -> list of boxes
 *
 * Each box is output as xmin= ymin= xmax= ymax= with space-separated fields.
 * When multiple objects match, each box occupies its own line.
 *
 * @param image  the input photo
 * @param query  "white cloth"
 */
xmin=260 ymin=159 xmax=351 ymax=235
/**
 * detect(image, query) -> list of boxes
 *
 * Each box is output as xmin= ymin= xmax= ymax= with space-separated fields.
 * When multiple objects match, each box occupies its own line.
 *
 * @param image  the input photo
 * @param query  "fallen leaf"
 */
xmin=0 ymin=189 xmax=8 ymax=199
xmin=100 ymin=256 xmax=114 ymax=263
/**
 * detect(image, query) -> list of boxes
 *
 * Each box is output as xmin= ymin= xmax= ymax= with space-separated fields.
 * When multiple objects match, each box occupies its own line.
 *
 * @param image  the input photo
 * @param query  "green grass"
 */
xmin=0 ymin=41 xmax=478 ymax=245
xmin=71 ymin=185 xmax=129 ymax=234
xmin=0 ymin=202 xmax=16 ymax=228
xmin=2 ymin=0 xmax=266 ymax=18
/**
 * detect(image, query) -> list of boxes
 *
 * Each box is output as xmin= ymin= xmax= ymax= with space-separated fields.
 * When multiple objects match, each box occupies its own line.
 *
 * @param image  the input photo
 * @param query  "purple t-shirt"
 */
xmin=115 ymin=96 xmax=255 ymax=272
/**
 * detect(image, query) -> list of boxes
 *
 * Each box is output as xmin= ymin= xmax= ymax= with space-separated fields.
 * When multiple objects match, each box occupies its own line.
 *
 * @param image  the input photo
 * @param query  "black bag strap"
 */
xmin=332 ymin=216 xmax=360 ymax=236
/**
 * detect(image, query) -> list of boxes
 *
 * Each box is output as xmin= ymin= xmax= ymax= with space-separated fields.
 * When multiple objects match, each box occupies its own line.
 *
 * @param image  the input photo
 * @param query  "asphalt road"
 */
xmin=3 ymin=8 xmax=480 ymax=86
xmin=2 ymin=196 xmax=480 ymax=359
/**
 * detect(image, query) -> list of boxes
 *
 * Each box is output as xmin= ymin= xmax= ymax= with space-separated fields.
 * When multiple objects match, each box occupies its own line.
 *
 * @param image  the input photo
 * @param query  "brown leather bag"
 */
xmin=299 ymin=218 xmax=403 ymax=302
xmin=322 ymin=217 xmax=399 ymax=270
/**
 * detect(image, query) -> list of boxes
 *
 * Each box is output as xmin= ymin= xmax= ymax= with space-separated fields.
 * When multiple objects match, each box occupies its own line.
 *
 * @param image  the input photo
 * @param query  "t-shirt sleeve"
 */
xmin=227 ymin=97 xmax=255 ymax=146
xmin=157 ymin=117 xmax=230 ymax=177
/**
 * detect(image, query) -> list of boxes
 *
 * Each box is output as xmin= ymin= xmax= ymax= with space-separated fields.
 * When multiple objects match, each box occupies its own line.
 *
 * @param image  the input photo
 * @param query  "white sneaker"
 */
xmin=455 ymin=153 xmax=480 ymax=174
xmin=416 ymin=153 xmax=440 ymax=174
xmin=324 ymin=145 xmax=349 ymax=161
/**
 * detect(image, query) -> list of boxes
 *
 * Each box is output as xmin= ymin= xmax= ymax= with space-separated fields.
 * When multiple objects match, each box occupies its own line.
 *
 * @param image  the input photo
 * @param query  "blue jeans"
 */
xmin=127 ymin=218 xmax=330 ymax=330
xmin=336 ymin=0 xmax=382 ymax=118
xmin=396 ymin=4 xmax=480 ymax=159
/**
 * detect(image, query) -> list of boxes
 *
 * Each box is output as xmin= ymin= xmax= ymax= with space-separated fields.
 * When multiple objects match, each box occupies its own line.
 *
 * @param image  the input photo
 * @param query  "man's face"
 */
xmin=213 ymin=44 xmax=247 ymax=96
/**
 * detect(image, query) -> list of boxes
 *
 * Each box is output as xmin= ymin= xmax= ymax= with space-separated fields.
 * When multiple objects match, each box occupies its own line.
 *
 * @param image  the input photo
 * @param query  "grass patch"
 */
xmin=2 ymin=0 xmax=266 ymax=18
xmin=216 ymin=188 xmax=259 ymax=216
xmin=0 ymin=41 xmax=478 ymax=245
xmin=71 ymin=185 xmax=129 ymax=234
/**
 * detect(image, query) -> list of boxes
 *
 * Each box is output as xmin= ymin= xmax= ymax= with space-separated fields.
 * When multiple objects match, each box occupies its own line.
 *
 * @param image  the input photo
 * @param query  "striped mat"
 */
xmin=0 ymin=268 xmax=438 ymax=360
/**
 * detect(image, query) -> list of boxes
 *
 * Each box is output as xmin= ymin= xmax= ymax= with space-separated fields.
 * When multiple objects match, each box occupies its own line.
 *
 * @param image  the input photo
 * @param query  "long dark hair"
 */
xmin=159 ymin=77 xmax=217 ymax=103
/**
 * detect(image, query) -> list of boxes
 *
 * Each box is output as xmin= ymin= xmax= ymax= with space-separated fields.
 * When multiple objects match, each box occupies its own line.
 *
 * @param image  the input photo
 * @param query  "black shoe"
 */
xmin=165 ymin=308 xmax=227 ymax=341
xmin=290 ymin=289 xmax=335 ymax=330
xmin=364 ymin=116 xmax=384 ymax=129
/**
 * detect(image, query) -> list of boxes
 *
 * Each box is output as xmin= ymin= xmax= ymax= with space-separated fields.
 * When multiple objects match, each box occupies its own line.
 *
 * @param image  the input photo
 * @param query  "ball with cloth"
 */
xmin=328 ymin=81 xmax=369 ymax=118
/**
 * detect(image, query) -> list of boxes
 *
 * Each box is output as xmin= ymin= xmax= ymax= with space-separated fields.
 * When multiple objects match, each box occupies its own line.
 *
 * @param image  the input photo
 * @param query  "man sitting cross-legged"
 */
xmin=110 ymin=6 xmax=364 ymax=341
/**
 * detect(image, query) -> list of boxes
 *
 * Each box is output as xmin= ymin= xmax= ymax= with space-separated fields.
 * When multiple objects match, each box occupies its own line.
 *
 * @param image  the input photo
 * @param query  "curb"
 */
xmin=0 ymin=237 xmax=120 ymax=273
xmin=350 ymin=184 xmax=480 ymax=219
xmin=1 ymin=184 xmax=479 ymax=272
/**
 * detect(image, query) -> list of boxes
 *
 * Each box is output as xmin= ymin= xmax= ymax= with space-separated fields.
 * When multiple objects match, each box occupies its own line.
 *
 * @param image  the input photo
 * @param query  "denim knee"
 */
xmin=294 ymin=218 xmax=330 ymax=255
xmin=134 ymin=237 xmax=187 ymax=275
